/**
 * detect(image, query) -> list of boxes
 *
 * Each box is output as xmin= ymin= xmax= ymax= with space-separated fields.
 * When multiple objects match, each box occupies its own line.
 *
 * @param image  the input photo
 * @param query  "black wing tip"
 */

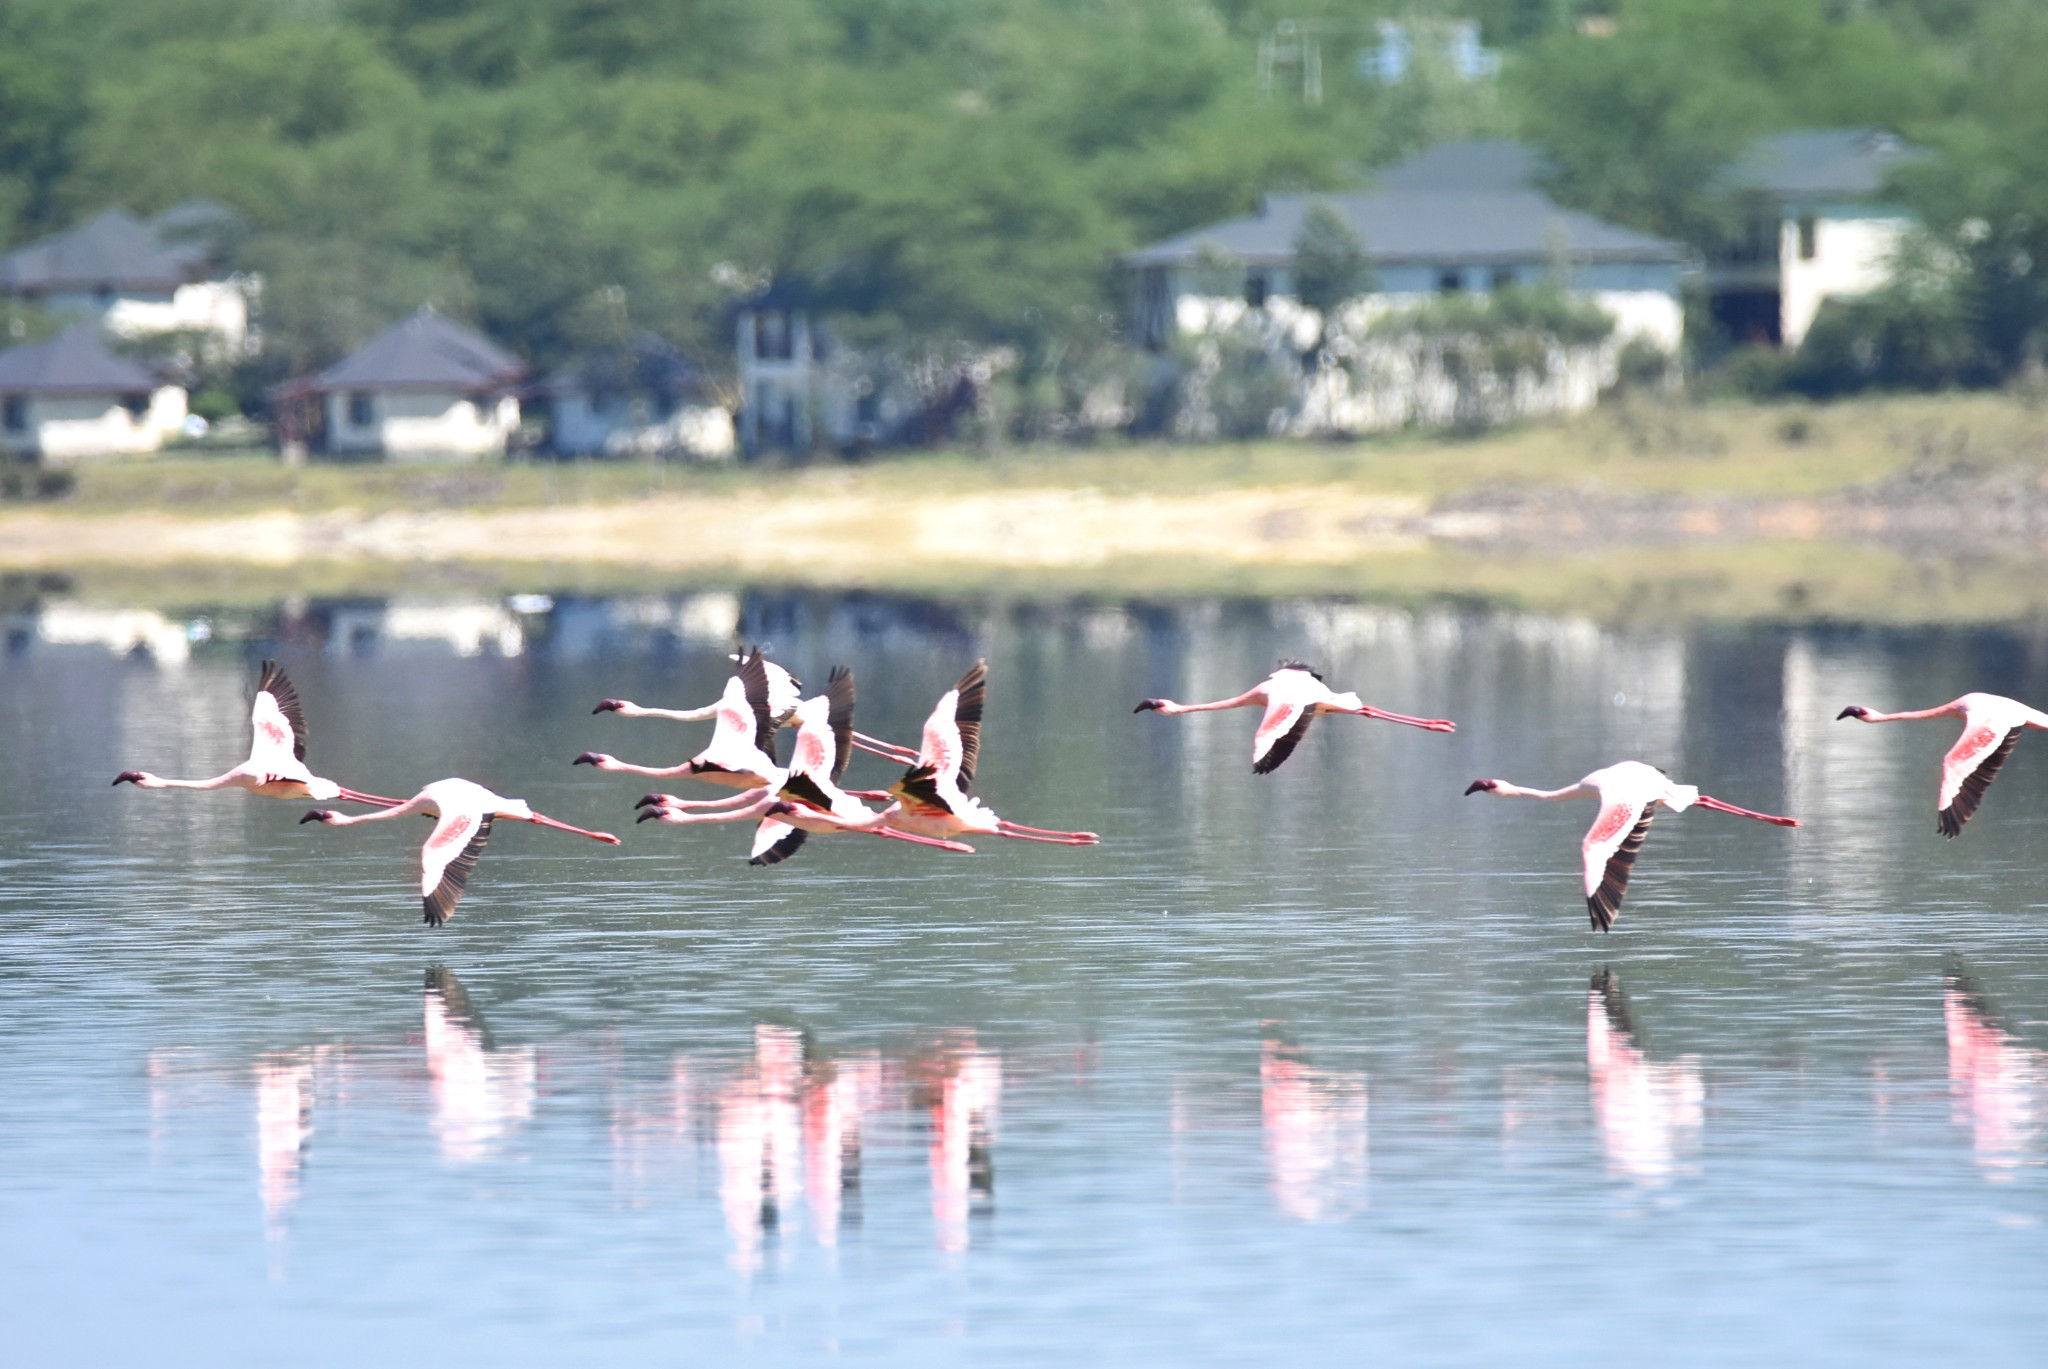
xmin=1251 ymin=707 xmax=1316 ymax=775
xmin=1586 ymin=895 xmax=1617 ymax=933
xmin=1938 ymin=807 xmax=1964 ymax=839
xmin=422 ymin=896 xmax=452 ymax=927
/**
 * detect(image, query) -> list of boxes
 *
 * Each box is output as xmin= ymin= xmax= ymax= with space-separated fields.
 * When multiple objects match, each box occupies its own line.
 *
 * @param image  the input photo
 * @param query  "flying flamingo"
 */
xmin=300 ymin=777 xmax=620 ymax=925
xmin=1135 ymin=661 xmax=1456 ymax=773
xmin=113 ymin=659 xmax=396 ymax=806
xmin=577 ymin=649 xmax=786 ymax=789
xmin=1464 ymin=761 xmax=1799 ymax=931
xmin=591 ymin=650 xmax=917 ymax=765
xmin=1837 ymin=693 xmax=2048 ymax=837
xmin=877 ymin=662 xmax=1098 ymax=846
xmin=637 ymin=668 xmax=973 ymax=864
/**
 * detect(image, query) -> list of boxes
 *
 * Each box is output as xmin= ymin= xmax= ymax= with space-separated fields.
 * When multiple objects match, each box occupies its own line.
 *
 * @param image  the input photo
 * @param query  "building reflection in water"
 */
xmin=1258 ymin=1032 xmax=1368 ymax=1222
xmin=1586 ymin=971 xmax=1703 ymax=1184
xmin=423 ymin=968 xmax=536 ymax=1166
xmin=1944 ymin=973 xmax=2046 ymax=1180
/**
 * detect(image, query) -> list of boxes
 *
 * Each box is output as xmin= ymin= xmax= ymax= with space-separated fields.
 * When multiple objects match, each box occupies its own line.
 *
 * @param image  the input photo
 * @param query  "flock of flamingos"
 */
xmin=110 ymin=651 xmax=2048 ymax=933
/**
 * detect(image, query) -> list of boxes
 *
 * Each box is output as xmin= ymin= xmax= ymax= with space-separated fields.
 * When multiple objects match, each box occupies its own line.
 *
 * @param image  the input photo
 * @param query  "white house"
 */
xmin=282 ymin=309 xmax=525 ymax=460
xmin=1705 ymin=129 xmax=1924 ymax=348
xmin=538 ymin=332 xmax=733 ymax=460
xmin=0 ymin=204 xmax=253 ymax=356
xmin=1124 ymin=173 xmax=1689 ymax=355
xmin=0 ymin=324 xmax=187 ymax=462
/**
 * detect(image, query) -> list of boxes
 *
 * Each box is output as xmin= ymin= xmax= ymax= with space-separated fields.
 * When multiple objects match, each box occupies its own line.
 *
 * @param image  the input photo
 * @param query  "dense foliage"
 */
xmin=0 ymin=0 xmax=2042 ymax=410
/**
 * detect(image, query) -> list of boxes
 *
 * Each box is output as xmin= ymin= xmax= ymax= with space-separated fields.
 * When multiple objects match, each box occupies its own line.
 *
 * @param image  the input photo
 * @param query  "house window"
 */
xmin=119 ymin=393 xmax=149 ymax=419
xmin=1798 ymin=215 xmax=1818 ymax=261
xmin=2 ymin=397 xmax=23 ymax=433
xmin=347 ymin=392 xmax=374 ymax=427
xmin=855 ymin=385 xmax=881 ymax=424
xmin=1489 ymin=267 xmax=1516 ymax=291
xmin=755 ymin=309 xmax=792 ymax=361
xmin=1437 ymin=269 xmax=1463 ymax=294
xmin=1244 ymin=271 xmax=1269 ymax=307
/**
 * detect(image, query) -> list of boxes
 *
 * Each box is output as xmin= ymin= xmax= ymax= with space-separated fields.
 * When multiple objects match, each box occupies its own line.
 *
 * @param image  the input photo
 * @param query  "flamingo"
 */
xmin=113 ymin=659 xmax=397 ymax=806
xmin=1836 ymin=694 xmax=2048 ymax=837
xmin=877 ymin=662 xmax=1099 ymax=846
xmin=1464 ymin=761 xmax=1799 ymax=931
xmin=591 ymin=650 xmax=917 ymax=765
xmin=576 ymin=649 xmax=786 ymax=789
xmin=300 ymin=777 xmax=620 ymax=925
xmin=637 ymin=667 xmax=974 ymax=864
xmin=1135 ymin=661 xmax=1456 ymax=773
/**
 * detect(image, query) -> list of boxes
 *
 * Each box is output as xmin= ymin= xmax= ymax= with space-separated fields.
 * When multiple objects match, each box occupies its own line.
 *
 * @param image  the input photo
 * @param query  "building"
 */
xmin=0 ymin=323 xmax=187 ymax=462
xmin=734 ymin=280 xmax=978 ymax=455
xmin=279 ymin=308 xmax=525 ymax=459
xmin=537 ymin=332 xmax=733 ymax=460
xmin=0 ymin=204 xmax=252 ymax=354
xmin=1705 ymin=129 xmax=1924 ymax=348
xmin=1124 ymin=181 xmax=1690 ymax=352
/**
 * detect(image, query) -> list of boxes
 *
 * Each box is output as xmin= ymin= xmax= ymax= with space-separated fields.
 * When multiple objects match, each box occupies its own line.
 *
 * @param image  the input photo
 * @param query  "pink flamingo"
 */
xmin=300 ymin=777 xmax=620 ymax=925
xmin=1464 ymin=761 xmax=1799 ymax=931
xmin=637 ymin=668 xmax=974 ymax=864
xmin=879 ymin=661 xmax=1098 ymax=846
xmin=1135 ymin=661 xmax=1455 ymax=773
xmin=1837 ymin=693 xmax=2048 ymax=837
xmin=113 ymin=660 xmax=396 ymax=806
xmin=591 ymin=650 xmax=917 ymax=766
xmin=577 ymin=649 xmax=785 ymax=790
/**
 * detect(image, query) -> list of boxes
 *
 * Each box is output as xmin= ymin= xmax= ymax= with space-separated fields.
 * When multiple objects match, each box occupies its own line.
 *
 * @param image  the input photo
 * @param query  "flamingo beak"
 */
xmin=298 ymin=810 xmax=332 ymax=825
xmin=571 ymin=752 xmax=602 ymax=766
xmin=634 ymin=793 xmax=666 ymax=809
xmin=1835 ymin=706 xmax=1866 ymax=720
xmin=1133 ymin=699 xmax=1162 ymax=714
xmin=111 ymin=771 xmax=143 ymax=786
xmin=1463 ymin=779 xmax=1496 ymax=795
xmin=591 ymin=700 xmax=623 ymax=714
xmin=635 ymin=808 xmax=666 ymax=823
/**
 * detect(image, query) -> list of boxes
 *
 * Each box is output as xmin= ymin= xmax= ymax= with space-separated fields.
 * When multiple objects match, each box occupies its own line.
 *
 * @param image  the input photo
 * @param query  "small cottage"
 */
xmin=0 ymin=324 xmax=187 ymax=462
xmin=283 ymin=309 xmax=525 ymax=460
xmin=538 ymin=333 xmax=733 ymax=460
xmin=0 ymin=205 xmax=252 ymax=355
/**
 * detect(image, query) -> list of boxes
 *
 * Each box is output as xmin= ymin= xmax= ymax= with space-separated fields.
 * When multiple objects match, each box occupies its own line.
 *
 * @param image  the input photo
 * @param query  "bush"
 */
xmin=1784 ymin=289 xmax=1987 ymax=397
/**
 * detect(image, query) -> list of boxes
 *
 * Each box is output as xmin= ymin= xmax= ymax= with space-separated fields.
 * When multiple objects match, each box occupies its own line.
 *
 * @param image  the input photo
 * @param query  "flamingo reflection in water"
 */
xmin=1586 ymin=971 xmax=1703 ymax=1183
xmin=916 ymin=1033 xmax=1002 ymax=1254
xmin=1259 ymin=1034 xmax=1368 ymax=1222
xmin=1944 ymin=973 xmax=2048 ymax=1179
xmin=255 ymin=1052 xmax=315 ymax=1238
xmin=423 ymin=968 xmax=536 ymax=1165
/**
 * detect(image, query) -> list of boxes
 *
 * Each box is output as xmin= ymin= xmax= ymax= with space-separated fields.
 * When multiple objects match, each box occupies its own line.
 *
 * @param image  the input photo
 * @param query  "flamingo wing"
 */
xmin=1581 ymin=800 xmax=1654 ymax=933
xmin=826 ymin=667 xmax=856 ymax=780
xmin=950 ymin=661 xmax=986 ymax=789
xmin=749 ymin=820 xmax=807 ymax=866
xmin=421 ymin=811 xmax=493 ymax=927
xmin=736 ymin=651 xmax=778 ymax=757
xmin=891 ymin=764 xmax=956 ymax=818
xmin=1938 ymin=723 xmax=2024 ymax=838
xmin=1251 ymin=697 xmax=1314 ymax=774
xmin=250 ymin=660 xmax=309 ymax=764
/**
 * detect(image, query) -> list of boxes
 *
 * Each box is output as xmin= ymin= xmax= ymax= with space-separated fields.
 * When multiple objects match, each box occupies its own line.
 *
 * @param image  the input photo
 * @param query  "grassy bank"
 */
xmin=6 ymin=392 xmax=2048 ymax=626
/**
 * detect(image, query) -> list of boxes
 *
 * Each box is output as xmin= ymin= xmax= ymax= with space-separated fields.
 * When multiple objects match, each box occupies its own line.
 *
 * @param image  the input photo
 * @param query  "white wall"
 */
xmin=324 ymin=390 xmax=518 ymax=458
xmin=0 ymin=385 xmax=187 ymax=461
xmin=550 ymin=390 xmax=735 ymax=459
xmin=1780 ymin=213 xmax=1910 ymax=348
xmin=102 ymin=278 xmax=255 ymax=355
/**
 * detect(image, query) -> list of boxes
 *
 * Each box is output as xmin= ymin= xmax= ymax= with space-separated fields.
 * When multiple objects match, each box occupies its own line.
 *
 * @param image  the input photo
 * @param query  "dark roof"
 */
xmin=0 ymin=323 xmax=159 ymax=394
xmin=536 ymin=332 xmax=706 ymax=398
xmin=1377 ymin=139 xmax=1550 ymax=191
xmin=1725 ymin=129 xmax=1925 ymax=201
xmin=1124 ymin=188 xmax=1686 ymax=269
xmin=311 ymin=309 xmax=525 ymax=392
xmin=147 ymin=199 xmax=243 ymax=273
xmin=0 ymin=209 xmax=191 ymax=294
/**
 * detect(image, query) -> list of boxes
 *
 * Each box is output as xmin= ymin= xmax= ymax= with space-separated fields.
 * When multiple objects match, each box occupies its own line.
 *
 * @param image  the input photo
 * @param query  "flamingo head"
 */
xmin=634 ymin=792 xmax=668 ymax=809
xmin=1836 ymin=706 xmax=1869 ymax=721
xmin=591 ymin=699 xmax=626 ymax=715
xmin=111 ymin=770 xmax=146 ymax=786
xmin=299 ymin=809 xmax=340 ymax=825
xmin=1133 ymin=698 xmax=1166 ymax=714
xmin=571 ymin=751 xmax=609 ymax=767
xmin=634 ymin=806 xmax=669 ymax=823
xmin=1463 ymin=779 xmax=1500 ymax=796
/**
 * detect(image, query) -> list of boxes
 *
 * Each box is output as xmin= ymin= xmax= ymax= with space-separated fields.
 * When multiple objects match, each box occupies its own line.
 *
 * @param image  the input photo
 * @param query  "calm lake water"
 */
xmin=4 ymin=588 xmax=2047 ymax=1364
